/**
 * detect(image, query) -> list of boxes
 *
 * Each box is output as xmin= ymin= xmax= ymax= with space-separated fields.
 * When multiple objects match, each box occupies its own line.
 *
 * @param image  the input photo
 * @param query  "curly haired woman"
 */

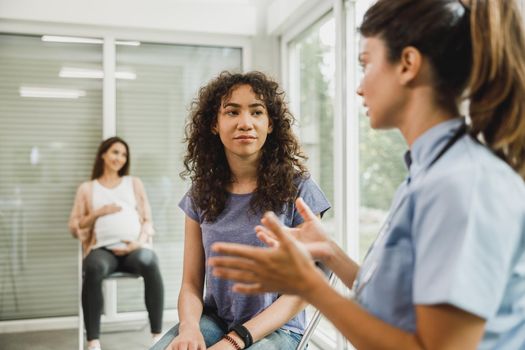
xmin=151 ymin=71 xmax=330 ymax=350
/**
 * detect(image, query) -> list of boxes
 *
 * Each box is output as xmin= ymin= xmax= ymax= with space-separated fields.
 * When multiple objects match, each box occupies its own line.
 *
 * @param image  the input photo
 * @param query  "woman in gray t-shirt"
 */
xmin=152 ymin=71 xmax=330 ymax=350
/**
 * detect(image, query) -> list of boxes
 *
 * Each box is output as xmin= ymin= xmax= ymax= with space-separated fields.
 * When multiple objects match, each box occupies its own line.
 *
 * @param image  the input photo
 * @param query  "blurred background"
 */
xmin=1 ymin=0 xmax=524 ymax=349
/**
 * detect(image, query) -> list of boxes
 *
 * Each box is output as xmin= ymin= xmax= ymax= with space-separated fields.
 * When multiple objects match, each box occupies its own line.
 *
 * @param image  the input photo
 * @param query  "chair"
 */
xmin=296 ymin=273 xmax=337 ymax=350
xmin=78 ymin=243 xmax=143 ymax=350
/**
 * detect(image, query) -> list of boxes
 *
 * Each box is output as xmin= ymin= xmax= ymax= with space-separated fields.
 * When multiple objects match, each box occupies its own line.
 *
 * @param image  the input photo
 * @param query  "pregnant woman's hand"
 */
xmin=96 ymin=203 xmax=122 ymax=217
xmin=112 ymin=240 xmax=141 ymax=256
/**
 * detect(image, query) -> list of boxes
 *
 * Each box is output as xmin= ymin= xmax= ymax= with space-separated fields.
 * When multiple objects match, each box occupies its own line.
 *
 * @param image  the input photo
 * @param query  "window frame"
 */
xmin=280 ymin=0 xmax=361 ymax=349
xmin=0 ymin=20 xmax=250 ymax=334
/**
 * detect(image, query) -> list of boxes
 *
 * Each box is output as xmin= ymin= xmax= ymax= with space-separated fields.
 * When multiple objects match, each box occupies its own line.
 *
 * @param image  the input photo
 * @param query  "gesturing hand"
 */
xmin=209 ymin=208 xmax=326 ymax=298
xmin=256 ymin=197 xmax=335 ymax=262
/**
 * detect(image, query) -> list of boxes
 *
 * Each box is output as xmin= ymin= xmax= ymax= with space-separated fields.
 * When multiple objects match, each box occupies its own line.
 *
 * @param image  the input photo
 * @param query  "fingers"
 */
xmin=211 ymin=242 xmax=267 ymax=261
xmin=232 ymin=282 xmax=265 ymax=294
xmin=212 ymin=266 xmax=260 ymax=284
xmin=296 ymin=197 xmax=317 ymax=222
xmin=255 ymin=227 xmax=279 ymax=247
xmin=260 ymin=212 xmax=292 ymax=245
xmin=209 ymin=256 xmax=259 ymax=271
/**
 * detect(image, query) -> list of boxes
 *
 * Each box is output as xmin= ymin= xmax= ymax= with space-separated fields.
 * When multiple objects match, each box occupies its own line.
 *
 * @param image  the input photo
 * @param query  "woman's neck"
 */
xmin=226 ymin=153 xmax=259 ymax=194
xmin=98 ymin=170 xmax=121 ymax=185
xmin=397 ymin=93 xmax=458 ymax=147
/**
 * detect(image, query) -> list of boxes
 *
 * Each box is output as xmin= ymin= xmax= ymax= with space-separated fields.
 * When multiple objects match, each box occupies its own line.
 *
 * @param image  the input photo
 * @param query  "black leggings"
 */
xmin=82 ymin=247 xmax=164 ymax=340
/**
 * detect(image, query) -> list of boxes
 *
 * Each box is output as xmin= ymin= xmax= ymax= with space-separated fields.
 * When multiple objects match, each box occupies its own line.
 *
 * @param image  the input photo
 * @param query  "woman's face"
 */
xmin=357 ymin=36 xmax=405 ymax=129
xmin=101 ymin=142 xmax=127 ymax=174
xmin=214 ymin=84 xmax=273 ymax=162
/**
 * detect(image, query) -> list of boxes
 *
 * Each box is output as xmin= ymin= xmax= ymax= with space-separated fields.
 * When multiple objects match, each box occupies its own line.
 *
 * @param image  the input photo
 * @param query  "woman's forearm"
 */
xmin=242 ymin=295 xmax=306 ymax=342
xmin=78 ymin=211 xmax=100 ymax=230
xmin=324 ymin=241 xmax=360 ymax=289
xmin=177 ymin=286 xmax=205 ymax=331
xmin=303 ymin=275 xmax=421 ymax=350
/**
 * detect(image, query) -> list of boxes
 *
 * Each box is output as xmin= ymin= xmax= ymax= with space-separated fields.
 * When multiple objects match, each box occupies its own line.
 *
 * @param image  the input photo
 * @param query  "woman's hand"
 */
xmin=256 ymin=198 xmax=336 ymax=263
xmin=207 ymin=339 xmax=237 ymax=350
xmin=166 ymin=326 xmax=206 ymax=350
xmin=111 ymin=240 xmax=141 ymax=256
xmin=209 ymin=210 xmax=326 ymax=298
xmin=95 ymin=203 xmax=121 ymax=217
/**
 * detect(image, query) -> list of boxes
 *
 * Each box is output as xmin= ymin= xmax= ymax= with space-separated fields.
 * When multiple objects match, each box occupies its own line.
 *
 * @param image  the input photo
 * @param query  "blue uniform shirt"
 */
xmin=354 ymin=118 xmax=525 ymax=349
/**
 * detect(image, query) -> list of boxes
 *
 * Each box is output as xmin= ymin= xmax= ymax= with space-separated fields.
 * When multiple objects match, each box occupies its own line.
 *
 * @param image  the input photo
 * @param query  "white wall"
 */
xmin=0 ymin=0 xmax=281 ymax=73
xmin=0 ymin=0 xmax=257 ymax=35
xmin=267 ymin=0 xmax=326 ymax=35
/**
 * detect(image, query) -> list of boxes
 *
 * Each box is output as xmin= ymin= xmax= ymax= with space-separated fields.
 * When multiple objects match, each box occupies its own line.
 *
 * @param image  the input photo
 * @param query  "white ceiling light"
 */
xmin=115 ymin=40 xmax=141 ymax=46
xmin=59 ymin=67 xmax=103 ymax=79
xmin=59 ymin=67 xmax=136 ymax=80
xmin=42 ymin=36 xmax=140 ymax=46
xmin=42 ymin=35 xmax=103 ymax=44
xmin=19 ymin=87 xmax=86 ymax=99
xmin=115 ymin=71 xmax=137 ymax=80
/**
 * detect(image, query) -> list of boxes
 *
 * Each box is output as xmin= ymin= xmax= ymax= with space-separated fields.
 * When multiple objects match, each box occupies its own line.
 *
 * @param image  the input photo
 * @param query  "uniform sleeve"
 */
xmin=292 ymin=176 xmax=331 ymax=227
xmin=178 ymin=190 xmax=201 ymax=223
xmin=412 ymin=167 xmax=524 ymax=319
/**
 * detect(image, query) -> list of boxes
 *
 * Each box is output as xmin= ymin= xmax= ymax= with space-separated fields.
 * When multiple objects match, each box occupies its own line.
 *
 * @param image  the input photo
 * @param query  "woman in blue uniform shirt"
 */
xmin=209 ymin=0 xmax=525 ymax=348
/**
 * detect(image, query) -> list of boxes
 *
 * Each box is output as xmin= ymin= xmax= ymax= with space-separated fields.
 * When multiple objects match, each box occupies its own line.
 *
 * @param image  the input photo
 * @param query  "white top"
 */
xmin=92 ymin=176 xmax=142 ymax=248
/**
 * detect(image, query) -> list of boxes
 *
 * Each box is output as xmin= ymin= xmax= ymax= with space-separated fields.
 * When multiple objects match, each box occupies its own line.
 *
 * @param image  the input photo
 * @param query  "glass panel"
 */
xmin=289 ymin=12 xmax=337 ymax=343
xmin=115 ymin=42 xmax=242 ymax=311
xmin=354 ymin=0 xmax=408 ymax=260
xmin=0 ymin=33 xmax=102 ymax=320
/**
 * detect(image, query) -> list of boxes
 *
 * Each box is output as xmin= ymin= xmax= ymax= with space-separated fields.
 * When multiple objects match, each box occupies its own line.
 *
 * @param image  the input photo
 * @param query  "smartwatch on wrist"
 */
xmin=230 ymin=323 xmax=253 ymax=348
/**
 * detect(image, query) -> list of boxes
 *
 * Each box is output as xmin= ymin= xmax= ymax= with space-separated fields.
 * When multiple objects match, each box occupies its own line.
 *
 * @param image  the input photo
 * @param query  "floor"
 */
xmin=0 ymin=323 xmax=322 ymax=350
xmin=0 ymin=322 xmax=169 ymax=350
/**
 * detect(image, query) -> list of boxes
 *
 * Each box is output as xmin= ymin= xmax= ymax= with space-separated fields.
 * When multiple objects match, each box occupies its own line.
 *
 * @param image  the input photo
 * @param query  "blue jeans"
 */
xmin=150 ymin=314 xmax=302 ymax=350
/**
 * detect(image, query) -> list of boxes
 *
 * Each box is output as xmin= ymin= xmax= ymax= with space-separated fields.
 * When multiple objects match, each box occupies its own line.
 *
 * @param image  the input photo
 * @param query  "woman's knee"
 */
xmin=83 ymin=258 xmax=109 ymax=281
xmin=132 ymin=248 xmax=160 ymax=271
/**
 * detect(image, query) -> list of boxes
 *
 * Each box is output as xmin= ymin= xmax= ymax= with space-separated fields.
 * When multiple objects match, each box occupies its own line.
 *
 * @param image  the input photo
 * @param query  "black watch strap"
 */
xmin=230 ymin=323 xmax=253 ymax=348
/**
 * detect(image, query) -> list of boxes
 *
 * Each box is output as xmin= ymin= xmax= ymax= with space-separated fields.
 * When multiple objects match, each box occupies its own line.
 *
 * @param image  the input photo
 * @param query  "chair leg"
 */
xmin=78 ymin=243 xmax=84 ymax=350
xmin=103 ymin=279 xmax=118 ymax=320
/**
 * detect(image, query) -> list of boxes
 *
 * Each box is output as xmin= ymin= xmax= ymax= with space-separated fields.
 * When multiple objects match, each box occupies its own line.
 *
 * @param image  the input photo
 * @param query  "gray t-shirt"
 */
xmin=178 ymin=176 xmax=331 ymax=334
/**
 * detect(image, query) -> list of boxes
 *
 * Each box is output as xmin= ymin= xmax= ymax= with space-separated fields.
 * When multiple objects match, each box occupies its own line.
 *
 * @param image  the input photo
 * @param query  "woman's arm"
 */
xmin=167 ymin=215 xmax=207 ymax=350
xmin=210 ymin=211 xmax=486 ymax=349
xmin=210 ymin=219 xmax=315 ymax=349
xmin=256 ymin=198 xmax=360 ymax=289
xmin=133 ymin=177 xmax=155 ymax=245
xmin=303 ymin=272 xmax=485 ymax=350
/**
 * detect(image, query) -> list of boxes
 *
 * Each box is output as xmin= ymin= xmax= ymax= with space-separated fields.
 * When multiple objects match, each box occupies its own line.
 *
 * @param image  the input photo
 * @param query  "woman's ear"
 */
xmin=398 ymin=46 xmax=422 ymax=85
xmin=268 ymin=119 xmax=273 ymax=134
xmin=211 ymin=120 xmax=218 ymax=135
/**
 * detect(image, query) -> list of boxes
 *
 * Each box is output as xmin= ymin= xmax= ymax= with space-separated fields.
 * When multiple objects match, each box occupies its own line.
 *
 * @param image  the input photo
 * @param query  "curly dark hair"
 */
xmin=181 ymin=71 xmax=309 ymax=222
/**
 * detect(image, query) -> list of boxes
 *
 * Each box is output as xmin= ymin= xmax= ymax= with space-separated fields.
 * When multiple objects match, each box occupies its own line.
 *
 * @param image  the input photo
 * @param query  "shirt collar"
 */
xmin=408 ymin=117 xmax=465 ymax=176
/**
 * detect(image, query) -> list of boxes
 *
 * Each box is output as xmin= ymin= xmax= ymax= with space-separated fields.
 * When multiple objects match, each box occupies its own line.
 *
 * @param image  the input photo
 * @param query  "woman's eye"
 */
xmin=226 ymin=110 xmax=238 ymax=116
xmin=253 ymin=110 xmax=264 ymax=116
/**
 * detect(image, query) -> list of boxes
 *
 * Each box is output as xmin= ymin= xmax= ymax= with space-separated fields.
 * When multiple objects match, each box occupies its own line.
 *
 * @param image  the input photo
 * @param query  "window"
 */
xmin=0 ymin=33 xmax=103 ymax=320
xmin=0 ymin=33 xmax=243 ymax=323
xmin=115 ymin=42 xmax=242 ymax=311
xmin=353 ymin=0 xmax=407 ymax=261
xmin=287 ymin=12 xmax=338 ymax=347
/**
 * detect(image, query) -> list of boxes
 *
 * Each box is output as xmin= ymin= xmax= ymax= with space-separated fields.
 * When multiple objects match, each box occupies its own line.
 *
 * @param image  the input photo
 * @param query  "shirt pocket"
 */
xmin=360 ymin=238 xmax=416 ymax=332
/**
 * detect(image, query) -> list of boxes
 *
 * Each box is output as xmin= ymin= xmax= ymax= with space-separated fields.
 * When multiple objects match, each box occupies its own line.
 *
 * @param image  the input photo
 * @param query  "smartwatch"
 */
xmin=230 ymin=323 xmax=253 ymax=348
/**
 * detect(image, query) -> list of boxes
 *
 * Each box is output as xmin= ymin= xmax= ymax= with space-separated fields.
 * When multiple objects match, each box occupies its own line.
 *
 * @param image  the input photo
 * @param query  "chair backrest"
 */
xmin=296 ymin=273 xmax=336 ymax=350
